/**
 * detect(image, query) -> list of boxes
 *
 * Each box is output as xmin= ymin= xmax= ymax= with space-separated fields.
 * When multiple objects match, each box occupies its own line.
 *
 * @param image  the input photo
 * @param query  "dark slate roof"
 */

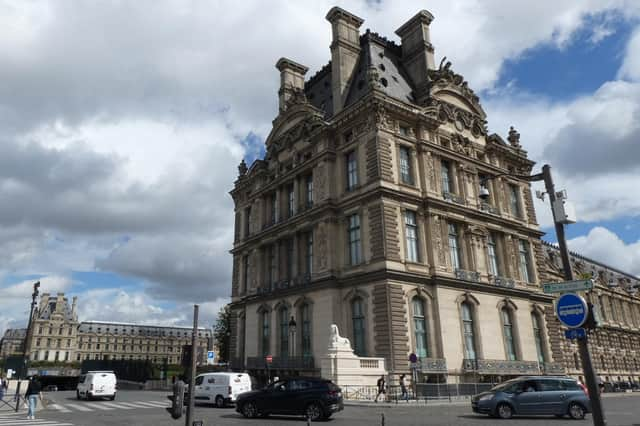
xmin=304 ymin=29 xmax=416 ymax=118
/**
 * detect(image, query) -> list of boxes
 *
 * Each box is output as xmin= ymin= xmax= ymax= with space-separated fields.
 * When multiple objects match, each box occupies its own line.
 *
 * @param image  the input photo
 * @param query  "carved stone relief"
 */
xmin=426 ymin=152 xmax=437 ymax=191
xmin=431 ymin=215 xmax=447 ymax=266
xmin=314 ymin=162 xmax=327 ymax=201
xmin=316 ymin=222 xmax=328 ymax=271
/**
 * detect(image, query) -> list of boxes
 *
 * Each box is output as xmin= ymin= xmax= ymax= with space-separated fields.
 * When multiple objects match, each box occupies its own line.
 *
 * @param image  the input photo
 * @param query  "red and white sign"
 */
xmin=265 ymin=355 xmax=273 ymax=364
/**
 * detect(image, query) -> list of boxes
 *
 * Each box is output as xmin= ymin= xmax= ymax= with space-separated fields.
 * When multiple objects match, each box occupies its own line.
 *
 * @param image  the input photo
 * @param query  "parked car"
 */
xmin=471 ymin=376 xmax=591 ymax=419
xmin=235 ymin=377 xmax=343 ymax=421
xmin=76 ymin=371 xmax=117 ymax=400
xmin=192 ymin=372 xmax=252 ymax=407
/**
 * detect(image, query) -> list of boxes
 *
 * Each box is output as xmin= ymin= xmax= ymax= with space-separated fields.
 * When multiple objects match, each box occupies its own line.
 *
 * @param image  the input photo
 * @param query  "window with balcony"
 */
xmin=405 ymin=211 xmax=419 ymax=262
xmin=509 ymin=184 xmax=522 ymax=217
xmin=242 ymin=255 xmax=249 ymax=292
xmin=461 ymin=302 xmax=477 ymax=360
xmin=305 ymin=231 xmax=313 ymax=276
xmin=346 ymin=150 xmax=358 ymax=190
xmin=268 ymin=244 xmax=277 ymax=287
xmin=269 ymin=192 xmax=277 ymax=225
xmin=305 ymin=174 xmax=313 ymax=208
xmin=531 ymin=312 xmax=546 ymax=363
xmin=279 ymin=306 xmax=289 ymax=358
xmin=348 ymin=214 xmax=362 ymax=265
xmin=448 ymin=223 xmax=461 ymax=270
xmin=261 ymin=311 xmax=270 ymax=357
xmin=399 ymin=146 xmax=413 ymax=185
xmin=441 ymin=160 xmax=453 ymax=194
xmin=286 ymin=238 xmax=294 ymax=282
xmin=518 ymin=240 xmax=533 ymax=282
xmin=412 ymin=297 xmax=428 ymax=358
xmin=287 ymin=184 xmax=295 ymax=218
xmin=501 ymin=308 xmax=517 ymax=360
xmin=301 ymin=303 xmax=311 ymax=357
xmin=244 ymin=206 xmax=251 ymax=237
xmin=487 ymin=232 xmax=499 ymax=275
xmin=352 ymin=297 xmax=366 ymax=356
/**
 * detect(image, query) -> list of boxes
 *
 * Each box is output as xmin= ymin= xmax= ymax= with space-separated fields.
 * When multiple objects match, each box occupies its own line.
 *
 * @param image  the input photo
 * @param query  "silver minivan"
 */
xmin=472 ymin=376 xmax=592 ymax=419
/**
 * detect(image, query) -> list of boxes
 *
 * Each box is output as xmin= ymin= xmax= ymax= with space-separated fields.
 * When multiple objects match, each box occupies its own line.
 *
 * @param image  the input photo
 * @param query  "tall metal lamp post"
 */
xmin=480 ymin=164 xmax=605 ymax=426
xmin=22 ymin=281 xmax=40 ymax=378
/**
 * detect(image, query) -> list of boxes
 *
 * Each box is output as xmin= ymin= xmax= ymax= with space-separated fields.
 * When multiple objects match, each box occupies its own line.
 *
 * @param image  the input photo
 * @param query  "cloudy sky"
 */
xmin=1 ymin=0 xmax=640 ymax=336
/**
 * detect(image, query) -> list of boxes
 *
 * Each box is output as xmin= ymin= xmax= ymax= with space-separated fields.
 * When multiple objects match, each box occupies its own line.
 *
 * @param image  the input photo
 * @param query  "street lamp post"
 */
xmin=288 ymin=316 xmax=297 ymax=359
xmin=480 ymin=164 xmax=606 ymax=426
xmin=22 ymin=281 xmax=40 ymax=378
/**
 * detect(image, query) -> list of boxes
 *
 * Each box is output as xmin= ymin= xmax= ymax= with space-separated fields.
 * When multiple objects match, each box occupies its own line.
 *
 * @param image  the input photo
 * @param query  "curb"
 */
xmin=344 ymin=400 xmax=469 ymax=408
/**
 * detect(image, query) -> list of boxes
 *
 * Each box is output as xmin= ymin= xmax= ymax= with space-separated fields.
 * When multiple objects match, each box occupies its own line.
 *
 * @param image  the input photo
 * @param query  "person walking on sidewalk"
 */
xmin=25 ymin=375 xmax=42 ymax=420
xmin=374 ymin=375 xmax=386 ymax=402
xmin=400 ymin=374 xmax=409 ymax=402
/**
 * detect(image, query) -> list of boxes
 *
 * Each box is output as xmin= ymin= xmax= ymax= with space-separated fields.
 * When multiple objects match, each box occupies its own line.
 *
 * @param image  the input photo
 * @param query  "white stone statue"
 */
xmin=329 ymin=324 xmax=351 ymax=349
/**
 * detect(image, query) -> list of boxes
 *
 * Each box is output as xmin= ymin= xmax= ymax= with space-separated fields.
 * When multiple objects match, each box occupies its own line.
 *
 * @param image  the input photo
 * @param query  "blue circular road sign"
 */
xmin=556 ymin=293 xmax=588 ymax=328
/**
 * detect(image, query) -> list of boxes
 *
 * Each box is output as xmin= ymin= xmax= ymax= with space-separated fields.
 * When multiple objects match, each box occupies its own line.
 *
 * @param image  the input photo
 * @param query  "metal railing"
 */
xmin=341 ymin=383 xmax=496 ymax=402
xmin=246 ymin=355 xmax=315 ymax=370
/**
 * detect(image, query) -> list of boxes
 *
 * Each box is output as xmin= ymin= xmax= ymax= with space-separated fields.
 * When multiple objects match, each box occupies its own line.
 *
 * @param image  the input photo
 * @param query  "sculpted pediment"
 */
xmin=265 ymin=102 xmax=326 ymax=154
xmin=428 ymin=58 xmax=486 ymax=119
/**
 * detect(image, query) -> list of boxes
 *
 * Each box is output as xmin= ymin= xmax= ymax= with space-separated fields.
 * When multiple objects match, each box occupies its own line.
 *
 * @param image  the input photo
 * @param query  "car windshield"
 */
xmin=265 ymin=380 xmax=286 ymax=390
xmin=491 ymin=379 xmax=520 ymax=392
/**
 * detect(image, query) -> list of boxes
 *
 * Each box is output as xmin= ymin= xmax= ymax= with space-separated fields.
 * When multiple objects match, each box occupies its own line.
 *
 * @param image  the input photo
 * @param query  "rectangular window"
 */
xmin=405 ymin=211 xmax=419 ymax=262
xmin=441 ymin=160 xmax=453 ymax=194
xmin=287 ymin=185 xmax=295 ymax=218
xmin=346 ymin=151 xmax=358 ymax=190
xmin=348 ymin=214 xmax=362 ymax=265
xmin=305 ymin=174 xmax=313 ymax=207
xmin=244 ymin=206 xmax=251 ymax=237
xmin=301 ymin=304 xmax=312 ymax=357
xmin=448 ymin=223 xmax=461 ymax=270
xmin=399 ymin=146 xmax=413 ymax=185
xmin=269 ymin=245 xmax=277 ymax=286
xmin=261 ymin=311 xmax=270 ymax=357
xmin=270 ymin=193 xmax=277 ymax=224
xmin=242 ymin=255 xmax=249 ymax=290
xmin=305 ymin=231 xmax=313 ymax=275
xmin=286 ymin=238 xmax=294 ymax=281
xmin=509 ymin=184 xmax=522 ymax=217
xmin=518 ymin=240 xmax=532 ymax=282
xmin=488 ymin=233 xmax=499 ymax=275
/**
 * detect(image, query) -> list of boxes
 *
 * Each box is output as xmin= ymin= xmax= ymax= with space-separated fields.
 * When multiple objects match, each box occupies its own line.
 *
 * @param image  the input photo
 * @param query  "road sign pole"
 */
xmin=185 ymin=304 xmax=199 ymax=426
xmin=543 ymin=165 xmax=605 ymax=426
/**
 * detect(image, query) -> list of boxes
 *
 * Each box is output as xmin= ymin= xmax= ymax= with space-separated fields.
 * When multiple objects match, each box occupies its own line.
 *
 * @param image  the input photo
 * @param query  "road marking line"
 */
xmin=133 ymin=401 xmax=164 ymax=408
xmin=145 ymin=401 xmax=171 ymax=407
xmin=100 ymin=402 xmax=134 ymax=410
xmin=48 ymin=404 xmax=72 ymax=413
xmin=116 ymin=402 xmax=154 ymax=408
xmin=66 ymin=404 xmax=93 ymax=412
xmin=0 ymin=420 xmax=74 ymax=426
xmin=82 ymin=403 xmax=113 ymax=410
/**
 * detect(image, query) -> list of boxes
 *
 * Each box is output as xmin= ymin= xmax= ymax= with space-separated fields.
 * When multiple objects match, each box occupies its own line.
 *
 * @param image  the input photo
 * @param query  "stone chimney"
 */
xmin=56 ymin=293 xmax=64 ymax=312
xmin=72 ymin=296 xmax=78 ymax=320
xmin=276 ymin=57 xmax=309 ymax=112
xmin=395 ymin=10 xmax=436 ymax=102
xmin=326 ymin=7 xmax=364 ymax=114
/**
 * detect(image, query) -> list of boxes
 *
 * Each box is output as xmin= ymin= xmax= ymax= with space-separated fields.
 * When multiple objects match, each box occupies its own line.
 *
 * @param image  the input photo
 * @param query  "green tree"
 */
xmin=213 ymin=304 xmax=231 ymax=363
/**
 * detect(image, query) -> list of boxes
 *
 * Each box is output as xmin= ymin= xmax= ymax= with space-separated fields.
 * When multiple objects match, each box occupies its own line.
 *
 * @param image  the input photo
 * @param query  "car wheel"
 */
xmin=241 ymin=401 xmax=258 ymax=418
xmin=109 ymin=393 xmax=116 ymax=401
xmin=305 ymin=402 xmax=323 ymax=422
xmin=76 ymin=391 xmax=81 ymax=400
xmin=215 ymin=395 xmax=225 ymax=408
xmin=568 ymin=402 xmax=586 ymax=420
xmin=496 ymin=402 xmax=513 ymax=419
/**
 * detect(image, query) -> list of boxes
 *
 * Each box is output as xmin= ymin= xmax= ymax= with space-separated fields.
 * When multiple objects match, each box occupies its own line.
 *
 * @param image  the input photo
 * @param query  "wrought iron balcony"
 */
xmin=246 ymin=356 xmax=315 ymax=370
xmin=455 ymin=269 xmax=481 ymax=282
xmin=419 ymin=357 xmax=448 ymax=373
xmin=443 ymin=191 xmax=466 ymax=205
xmin=541 ymin=362 xmax=566 ymax=375
xmin=480 ymin=202 xmax=499 ymax=215
xmin=492 ymin=276 xmax=516 ymax=288
xmin=463 ymin=358 xmax=541 ymax=375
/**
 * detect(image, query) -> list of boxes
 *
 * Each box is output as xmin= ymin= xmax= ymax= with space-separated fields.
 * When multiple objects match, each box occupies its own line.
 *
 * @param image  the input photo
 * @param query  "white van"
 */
xmin=193 ymin=372 xmax=252 ymax=407
xmin=76 ymin=371 xmax=117 ymax=400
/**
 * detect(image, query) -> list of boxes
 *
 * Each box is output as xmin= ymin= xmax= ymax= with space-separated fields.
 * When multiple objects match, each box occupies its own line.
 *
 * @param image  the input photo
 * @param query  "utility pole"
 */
xmin=185 ymin=304 xmax=198 ymax=426
xmin=22 ymin=281 xmax=40 ymax=378
xmin=542 ymin=165 xmax=606 ymax=426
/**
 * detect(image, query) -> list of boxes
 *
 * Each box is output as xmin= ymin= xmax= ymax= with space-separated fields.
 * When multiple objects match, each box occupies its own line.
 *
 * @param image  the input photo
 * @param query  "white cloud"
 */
xmin=568 ymin=227 xmax=640 ymax=277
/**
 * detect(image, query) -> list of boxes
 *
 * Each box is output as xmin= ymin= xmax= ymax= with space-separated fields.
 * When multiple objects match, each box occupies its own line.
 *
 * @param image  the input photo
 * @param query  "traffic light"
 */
xmin=166 ymin=380 xmax=185 ymax=419
xmin=181 ymin=345 xmax=192 ymax=368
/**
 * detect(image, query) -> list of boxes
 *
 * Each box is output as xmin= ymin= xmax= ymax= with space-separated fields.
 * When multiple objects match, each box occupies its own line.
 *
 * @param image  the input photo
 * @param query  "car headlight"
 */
xmin=478 ymin=394 xmax=494 ymax=402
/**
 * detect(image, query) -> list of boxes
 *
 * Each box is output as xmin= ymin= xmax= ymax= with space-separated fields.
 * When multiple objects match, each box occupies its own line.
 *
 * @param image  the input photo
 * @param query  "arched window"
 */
xmin=301 ymin=303 xmax=311 ymax=357
xmin=531 ymin=312 xmax=546 ymax=363
xmin=261 ymin=310 xmax=270 ymax=357
xmin=502 ymin=308 xmax=517 ymax=360
xmin=412 ymin=297 xmax=428 ymax=358
xmin=461 ymin=302 xmax=477 ymax=360
xmin=352 ymin=298 xmax=366 ymax=356
xmin=279 ymin=306 xmax=289 ymax=358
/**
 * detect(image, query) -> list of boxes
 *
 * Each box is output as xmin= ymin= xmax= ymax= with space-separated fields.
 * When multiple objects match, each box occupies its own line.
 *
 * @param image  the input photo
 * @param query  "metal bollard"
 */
xmin=306 ymin=413 xmax=311 ymax=426
xmin=381 ymin=412 xmax=385 ymax=426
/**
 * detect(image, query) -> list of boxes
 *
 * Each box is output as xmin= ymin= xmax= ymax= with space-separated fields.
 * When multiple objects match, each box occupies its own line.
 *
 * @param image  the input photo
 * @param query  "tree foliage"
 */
xmin=213 ymin=304 xmax=231 ymax=363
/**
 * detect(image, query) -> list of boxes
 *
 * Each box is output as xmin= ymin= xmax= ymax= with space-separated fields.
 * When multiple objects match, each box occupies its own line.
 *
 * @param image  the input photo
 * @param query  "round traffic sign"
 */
xmin=556 ymin=293 xmax=588 ymax=328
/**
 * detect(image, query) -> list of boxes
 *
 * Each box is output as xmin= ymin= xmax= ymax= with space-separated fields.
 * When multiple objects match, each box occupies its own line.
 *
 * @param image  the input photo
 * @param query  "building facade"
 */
xmin=0 ymin=328 xmax=26 ymax=359
xmin=0 ymin=292 xmax=213 ymax=366
xmin=228 ymin=7 xmax=567 ymax=384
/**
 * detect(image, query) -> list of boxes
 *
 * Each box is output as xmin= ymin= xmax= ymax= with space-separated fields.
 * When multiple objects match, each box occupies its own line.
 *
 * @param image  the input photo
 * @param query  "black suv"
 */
xmin=235 ymin=377 xmax=343 ymax=421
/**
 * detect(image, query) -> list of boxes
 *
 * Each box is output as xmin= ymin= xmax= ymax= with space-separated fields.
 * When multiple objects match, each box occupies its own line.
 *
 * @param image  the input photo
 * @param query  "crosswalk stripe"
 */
xmin=132 ymin=401 xmax=163 ymax=408
xmin=63 ymin=404 xmax=92 ymax=412
xmin=114 ymin=402 xmax=153 ymax=409
xmin=47 ymin=404 xmax=71 ymax=413
xmin=81 ymin=403 xmax=113 ymax=411
xmin=144 ymin=401 xmax=170 ymax=407
xmin=0 ymin=420 xmax=74 ymax=425
xmin=100 ymin=402 xmax=134 ymax=410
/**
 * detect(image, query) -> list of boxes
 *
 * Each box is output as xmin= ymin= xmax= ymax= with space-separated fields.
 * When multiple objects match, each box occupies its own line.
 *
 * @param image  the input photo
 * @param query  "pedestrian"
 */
xmin=25 ymin=375 xmax=42 ymax=420
xmin=400 ymin=374 xmax=409 ymax=402
xmin=0 ymin=375 xmax=5 ymax=401
xmin=374 ymin=375 xmax=386 ymax=403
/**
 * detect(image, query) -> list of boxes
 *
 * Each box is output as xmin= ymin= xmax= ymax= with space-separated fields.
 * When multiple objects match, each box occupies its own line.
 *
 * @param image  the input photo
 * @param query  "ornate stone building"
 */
xmin=228 ymin=7 xmax=565 ymax=384
xmin=1 ymin=292 xmax=213 ymax=366
xmin=539 ymin=243 xmax=640 ymax=385
xmin=0 ymin=328 xmax=27 ymax=359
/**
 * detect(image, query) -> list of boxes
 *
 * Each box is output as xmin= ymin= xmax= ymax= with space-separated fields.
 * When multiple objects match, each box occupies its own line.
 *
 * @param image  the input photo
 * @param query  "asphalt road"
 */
xmin=0 ymin=390 xmax=639 ymax=426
